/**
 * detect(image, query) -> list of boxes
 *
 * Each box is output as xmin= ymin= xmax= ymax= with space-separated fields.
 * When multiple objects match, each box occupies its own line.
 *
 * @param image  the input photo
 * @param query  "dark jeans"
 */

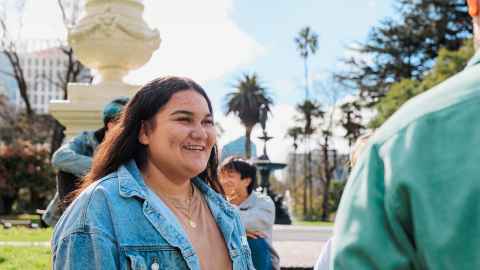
xmin=247 ymin=238 xmax=272 ymax=270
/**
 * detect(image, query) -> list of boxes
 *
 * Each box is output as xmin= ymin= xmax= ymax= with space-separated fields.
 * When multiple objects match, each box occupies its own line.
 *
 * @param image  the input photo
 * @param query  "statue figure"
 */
xmin=259 ymin=104 xmax=268 ymax=132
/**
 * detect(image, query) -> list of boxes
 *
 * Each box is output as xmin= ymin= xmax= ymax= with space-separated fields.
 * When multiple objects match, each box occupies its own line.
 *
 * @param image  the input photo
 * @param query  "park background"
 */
xmin=0 ymin=0 xmax=473 ymax=269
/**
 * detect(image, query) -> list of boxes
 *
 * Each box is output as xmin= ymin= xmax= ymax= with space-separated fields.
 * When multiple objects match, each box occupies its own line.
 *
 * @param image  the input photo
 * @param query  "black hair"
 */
xmin=70 ymin=76 xmax=223 ymax=201
xmin=219 ymin=156 xmax=257 ymax=194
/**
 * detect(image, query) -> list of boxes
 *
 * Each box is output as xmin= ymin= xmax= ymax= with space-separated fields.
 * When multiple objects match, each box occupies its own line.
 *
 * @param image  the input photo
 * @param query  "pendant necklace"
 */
xmin=164 ymin=184 xmax=197 ymax=229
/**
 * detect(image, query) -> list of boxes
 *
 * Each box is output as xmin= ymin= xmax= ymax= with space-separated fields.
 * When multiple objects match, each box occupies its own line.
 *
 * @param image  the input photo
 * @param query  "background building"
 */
xmin=0 ymin=44 xmax=91 ymax=114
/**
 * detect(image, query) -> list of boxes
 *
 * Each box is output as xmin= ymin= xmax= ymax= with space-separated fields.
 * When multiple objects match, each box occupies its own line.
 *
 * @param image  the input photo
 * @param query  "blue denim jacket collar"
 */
xmin=116 ymin=160 xmax=240 ymax=268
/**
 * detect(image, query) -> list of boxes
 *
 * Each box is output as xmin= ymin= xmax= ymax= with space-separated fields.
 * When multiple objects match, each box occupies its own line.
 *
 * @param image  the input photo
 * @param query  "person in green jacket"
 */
xmin=331 ymin=3 xmax=480 ymax=269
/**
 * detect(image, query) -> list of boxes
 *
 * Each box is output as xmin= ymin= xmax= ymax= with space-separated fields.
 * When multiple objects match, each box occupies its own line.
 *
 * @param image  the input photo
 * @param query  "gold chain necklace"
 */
xmin=163 ymin=184 xmax=197 ymax=229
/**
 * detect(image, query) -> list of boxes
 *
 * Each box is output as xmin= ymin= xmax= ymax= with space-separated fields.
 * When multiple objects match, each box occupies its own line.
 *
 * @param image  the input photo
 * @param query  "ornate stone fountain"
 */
xmin=253 ymin=105 xmax=292 ymax=224
xmin=49 ymin=0 xmax=160 ymax=138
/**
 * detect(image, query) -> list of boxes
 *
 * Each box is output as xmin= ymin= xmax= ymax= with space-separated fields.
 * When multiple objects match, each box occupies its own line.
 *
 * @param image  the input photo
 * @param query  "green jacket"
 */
xmin=332 ymin=51 xmax=480 ymax=270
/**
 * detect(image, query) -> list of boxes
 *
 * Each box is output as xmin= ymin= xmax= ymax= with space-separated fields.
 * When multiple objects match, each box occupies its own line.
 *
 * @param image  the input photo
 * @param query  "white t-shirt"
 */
xmin=314 ymin=237 xmax=333 ymax=270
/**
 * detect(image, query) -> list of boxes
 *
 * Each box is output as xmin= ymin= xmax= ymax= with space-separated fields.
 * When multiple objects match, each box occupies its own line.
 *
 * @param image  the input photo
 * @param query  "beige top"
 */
xmin=158 ymin=184 xmax=233 ymax=270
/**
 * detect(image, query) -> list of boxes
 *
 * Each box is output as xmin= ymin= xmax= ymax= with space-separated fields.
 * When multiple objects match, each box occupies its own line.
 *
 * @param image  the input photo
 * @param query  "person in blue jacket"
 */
xmin=51 ymin=76 xmax=255 ymax=270
xmin=41 ymin=97 xmax=128 ymax=227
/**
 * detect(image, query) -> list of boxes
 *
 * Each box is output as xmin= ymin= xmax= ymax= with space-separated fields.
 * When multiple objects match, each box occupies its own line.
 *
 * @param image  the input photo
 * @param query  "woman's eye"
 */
xmin=203 ymin=119 xmax=214 ymax=126
xmin=176 ymin=118 xmax=191 ymax=123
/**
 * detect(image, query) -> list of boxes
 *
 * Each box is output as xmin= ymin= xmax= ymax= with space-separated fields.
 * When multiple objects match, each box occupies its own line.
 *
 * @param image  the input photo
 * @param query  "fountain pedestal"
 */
xmin=253 ymin=131 xmax=292 ymax=225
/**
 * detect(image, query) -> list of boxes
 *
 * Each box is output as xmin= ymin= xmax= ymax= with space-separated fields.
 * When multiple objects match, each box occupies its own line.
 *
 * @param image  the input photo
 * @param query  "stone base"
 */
xmin=49 ymin=82 xmax=140 ymax=139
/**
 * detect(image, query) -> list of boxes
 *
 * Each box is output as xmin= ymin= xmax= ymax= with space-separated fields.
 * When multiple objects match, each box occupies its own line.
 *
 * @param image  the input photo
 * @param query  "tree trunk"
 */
xmin=50 ymin=119 xmax=65 ymax=158
xmin=307 ymin=150 xmax=313 ymax=218
xmin=291 ymin=148 xmax=298 ymax=211
xmin=303 ymin=151 xmax=308 ymax=218
xmin=0 ymin=194 xmax=16 ymax=215
xmin=321 ymin=178 xmax=331 ymax=221
xmin=304 ymin=57 xmax=309 ymax=101
xmin=245 ymin=126 xmax=252 ymax=159
xmin=321 ymin=137 xmax=336 ymax=221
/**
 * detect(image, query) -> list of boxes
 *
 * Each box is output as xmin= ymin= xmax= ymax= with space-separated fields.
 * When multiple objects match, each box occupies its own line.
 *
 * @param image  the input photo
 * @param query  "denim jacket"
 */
xmin=51 ymin=131 xmax=100 ymax=177
xmin=51 ymin=160 xmax=255 ymax=270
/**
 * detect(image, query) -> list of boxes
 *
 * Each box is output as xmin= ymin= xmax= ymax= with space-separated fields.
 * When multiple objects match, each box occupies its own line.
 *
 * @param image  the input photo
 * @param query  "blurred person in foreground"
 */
xmin=219 ymin=156 xmax=280 ymax=270
xmin=51 ymin=76 xmax=254 ymax=270
xmin=41 ymin=97 xmax=128 ymax=227
xmin=330 ymin=2 xmax=480 ymax=269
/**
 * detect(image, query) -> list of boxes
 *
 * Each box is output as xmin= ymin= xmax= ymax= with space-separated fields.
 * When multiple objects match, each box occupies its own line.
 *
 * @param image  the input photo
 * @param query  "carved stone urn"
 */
xmin=69 ymin=0 xmax=160 ymax=83
xmin=49 ymin=0 xmax=160 ymax=139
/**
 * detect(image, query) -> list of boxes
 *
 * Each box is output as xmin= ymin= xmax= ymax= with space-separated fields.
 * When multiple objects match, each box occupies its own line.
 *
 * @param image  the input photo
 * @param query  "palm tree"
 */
xmin=295 ymin=100 xmax=324 ymax=217
xmin=295 ymin=26 xmax=319 ymax=101
xmin=225 ymin=73 xmax=273 ymax=159
xmin=286 ymin=126 xmax=303 ymax=214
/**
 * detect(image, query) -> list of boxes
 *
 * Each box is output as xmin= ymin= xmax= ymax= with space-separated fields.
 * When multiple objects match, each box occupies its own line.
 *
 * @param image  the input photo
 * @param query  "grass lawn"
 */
xmin=0 ymin=227 xmax=53 ymax=242
xmin=293 ymin=220 xmax=333 ymax=227
xmin=0 ymin=247 xmax=51 ymax=270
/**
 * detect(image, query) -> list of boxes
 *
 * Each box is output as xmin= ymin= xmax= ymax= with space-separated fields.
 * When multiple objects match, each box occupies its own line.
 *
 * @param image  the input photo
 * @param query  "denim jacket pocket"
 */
xmin=122 ymin=245 xmax=189 ymax=270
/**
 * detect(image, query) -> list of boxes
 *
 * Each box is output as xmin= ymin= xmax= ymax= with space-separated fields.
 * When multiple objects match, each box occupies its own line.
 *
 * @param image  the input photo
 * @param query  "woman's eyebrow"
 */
xmin=170 ymin=110 xmax=212 ymax=118
xmin=170 ymin=110 xmax=193 ymax=116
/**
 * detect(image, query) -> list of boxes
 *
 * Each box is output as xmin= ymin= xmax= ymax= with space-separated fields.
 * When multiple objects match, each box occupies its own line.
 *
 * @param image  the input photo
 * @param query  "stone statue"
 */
xmin=259 ymin=104 xmax=268 ymax=132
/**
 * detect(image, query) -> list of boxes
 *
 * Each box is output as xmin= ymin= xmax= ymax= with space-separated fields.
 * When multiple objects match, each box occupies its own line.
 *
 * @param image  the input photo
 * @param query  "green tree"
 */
xmin=335 ymin=0 xmax=471 ymax=106
xmin=319 ymin=129 xmax=337 ymax=221
xmin=340 ymin=100 xmax=365 ymax=147
xmin=295 ymin=100 xmax=324 ymax=217
xmin=371 ymin=39 xmax=474 ymax=127
xmin=295 ymin=26 xmax=319 ymax=100
xmin=225 ymin=73 xmax=273 ymax=159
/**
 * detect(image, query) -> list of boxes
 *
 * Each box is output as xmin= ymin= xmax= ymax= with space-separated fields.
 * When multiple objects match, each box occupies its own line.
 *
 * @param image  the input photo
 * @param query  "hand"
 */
xmin=246 ymin=230 xmax=267 ymax=239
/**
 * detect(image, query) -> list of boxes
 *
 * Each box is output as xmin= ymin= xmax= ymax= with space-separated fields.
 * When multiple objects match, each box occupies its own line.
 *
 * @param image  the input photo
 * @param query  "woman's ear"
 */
xmin=138 ymin=121 xmax=150 ymax=145
xmin=242 ymin=177 xmax=252 ymax=188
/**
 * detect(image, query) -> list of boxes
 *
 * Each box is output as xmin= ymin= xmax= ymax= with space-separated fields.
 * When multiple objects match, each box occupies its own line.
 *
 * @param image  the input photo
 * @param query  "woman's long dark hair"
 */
xmin=70 ymin=76 xmax=223 ymax=201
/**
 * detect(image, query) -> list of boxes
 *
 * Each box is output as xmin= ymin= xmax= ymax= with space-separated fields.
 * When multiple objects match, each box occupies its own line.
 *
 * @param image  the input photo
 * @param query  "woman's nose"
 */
xmin=190 ymin=125 xmax=208 ymax=140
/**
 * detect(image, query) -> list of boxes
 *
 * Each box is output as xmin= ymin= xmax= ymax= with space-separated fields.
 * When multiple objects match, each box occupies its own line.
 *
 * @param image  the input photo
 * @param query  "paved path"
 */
xmin=0 ymin=241 xmax=50 ymax=247
xmin=0 ymin=225 xmax=333 ymax=269
xmin=273 ymin=225 xmax=333 ymax=269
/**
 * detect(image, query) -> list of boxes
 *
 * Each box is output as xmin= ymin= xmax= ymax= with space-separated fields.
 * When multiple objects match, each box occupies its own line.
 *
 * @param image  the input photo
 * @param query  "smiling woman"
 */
xmin=51 ymin=76 xmax=255 ymax=270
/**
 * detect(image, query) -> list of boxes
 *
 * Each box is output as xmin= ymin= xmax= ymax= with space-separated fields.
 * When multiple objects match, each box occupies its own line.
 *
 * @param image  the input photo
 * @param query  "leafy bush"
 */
xmin=0 ymin=140 xmax=55 ymax=214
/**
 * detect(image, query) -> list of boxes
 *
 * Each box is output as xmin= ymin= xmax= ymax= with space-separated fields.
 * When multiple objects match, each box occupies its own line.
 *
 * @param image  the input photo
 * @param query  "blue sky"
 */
xmin=202 ymin=0 xmax=394 ymax=164
xmin=17 ymin=0 xmax=395 ymax=167
xmin=206 ymin=0 xmax=394 ymax=106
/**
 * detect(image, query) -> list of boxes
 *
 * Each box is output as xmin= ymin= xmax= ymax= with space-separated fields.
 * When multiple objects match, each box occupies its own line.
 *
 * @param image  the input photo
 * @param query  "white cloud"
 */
xmin=20 ymin=0 xmax=264 ymax=85
xmin=126 ymin=0 xmax=265 ymax=84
